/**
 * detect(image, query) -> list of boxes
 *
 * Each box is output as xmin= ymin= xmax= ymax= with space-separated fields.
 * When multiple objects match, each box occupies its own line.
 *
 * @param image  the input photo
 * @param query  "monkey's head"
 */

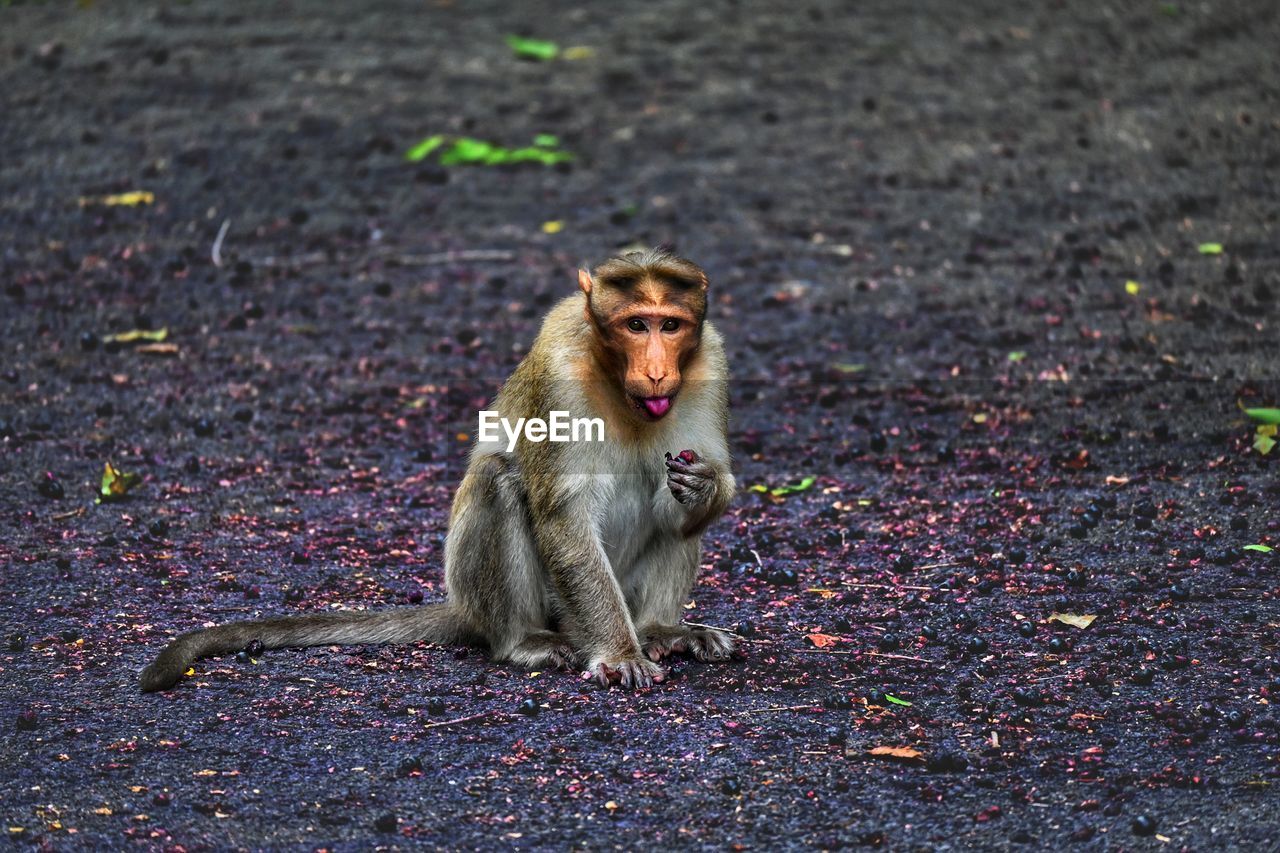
xmin=579 ymin=248 xmax=708 ymax=422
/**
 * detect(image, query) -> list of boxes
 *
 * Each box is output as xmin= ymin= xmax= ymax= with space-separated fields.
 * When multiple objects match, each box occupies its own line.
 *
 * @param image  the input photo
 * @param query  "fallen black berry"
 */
xmin=37 ymin=473 xmax=64 ymax=500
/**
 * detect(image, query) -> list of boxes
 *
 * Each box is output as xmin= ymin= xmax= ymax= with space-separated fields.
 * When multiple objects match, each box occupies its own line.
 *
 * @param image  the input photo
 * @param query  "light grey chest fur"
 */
xmin=595 ymin=446 xmax=666 ymax=578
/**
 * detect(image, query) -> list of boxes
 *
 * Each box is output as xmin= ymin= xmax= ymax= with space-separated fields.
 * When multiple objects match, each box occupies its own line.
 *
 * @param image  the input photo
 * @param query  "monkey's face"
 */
xmin=613 ymin=303 xmax=702 ymax=420
xmin=584 ymin=277 xmax=705 ymax=422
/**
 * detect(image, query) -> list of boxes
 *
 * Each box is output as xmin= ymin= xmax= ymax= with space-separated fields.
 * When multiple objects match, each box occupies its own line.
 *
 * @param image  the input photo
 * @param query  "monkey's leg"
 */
xmin=626 ymin=535 xmax=737 ymax=664
xmin=445 ymin=454 xmax=573 ymax=670
xmin=507 ymin=629 xmax=580 ymax=670
xmin=531 ymin=510 xmax=665 ymax=688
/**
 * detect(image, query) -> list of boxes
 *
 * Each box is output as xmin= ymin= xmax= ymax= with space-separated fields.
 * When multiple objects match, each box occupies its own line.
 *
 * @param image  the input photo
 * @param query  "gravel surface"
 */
xmin=1 ymin=0 xmax=1278 ymax=848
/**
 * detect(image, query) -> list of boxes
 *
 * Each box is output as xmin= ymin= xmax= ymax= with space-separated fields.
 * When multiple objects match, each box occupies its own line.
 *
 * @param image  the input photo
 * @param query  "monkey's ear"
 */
xmin=577 ymin=269 xmax=594 ymax=295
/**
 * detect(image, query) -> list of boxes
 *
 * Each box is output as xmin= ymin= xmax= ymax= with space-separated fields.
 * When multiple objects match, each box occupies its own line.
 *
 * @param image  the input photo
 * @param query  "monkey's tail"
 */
xmin=139 ymin=603 xmax=477 ymax=692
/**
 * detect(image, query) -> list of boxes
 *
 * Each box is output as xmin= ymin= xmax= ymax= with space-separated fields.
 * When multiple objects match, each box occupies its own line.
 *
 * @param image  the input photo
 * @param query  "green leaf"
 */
xmin=404 ymin=135 xmax=445 ymax=162
xmin=503 ymin=146 xmax=574 ymax=165
xmin=1255 ymin=432 xmax=1276 ymax=455
xmin=1007 ymin=351 xmax=1026 ymax=362
xmin=831 ymin=362 xmax=866 ymax=373
xmin=1197 ymin=242 xmax=1224 ymax=255
xmin=97 ymin=461 xmax=141 ymax=504
xmin=103 ymin=328 xmax=168 ymax=345
xmin=1241 ymin=406 xmax=1280 ymax=425
xmin=770 ymin=476 xmax=816 ymax=497
xmin=439 ymin=137 xmax=496 ymax=165
xmin=1243 ymin=544 xmax=1274 ymax=553
xmin=883 ymin=693 xmax=913 ymax=707
xmin=748 ymin=484 xmax=769 ymax=493
xmin=505 ymin=35 xmax=559 ymax=61
xmin=532 ymin=134 xmax=560 ymax=148
xmin=428 ymin=137 xmax=574 ymax=167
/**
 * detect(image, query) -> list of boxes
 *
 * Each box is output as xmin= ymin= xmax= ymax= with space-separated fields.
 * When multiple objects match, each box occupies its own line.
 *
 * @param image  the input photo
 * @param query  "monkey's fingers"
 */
xmin=665 ymin=458 xmax=716 ymax=479
xmin=668 ymin=482 xmax=697 ymax=505
xmin=667 ymin=472 xmax=710 ymax=490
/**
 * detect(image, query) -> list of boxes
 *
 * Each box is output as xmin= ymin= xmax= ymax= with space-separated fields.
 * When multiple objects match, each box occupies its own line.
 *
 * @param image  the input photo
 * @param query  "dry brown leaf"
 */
xmin=868 ymin=745 xmax=924 ymax=762
xmin=1048 ymin=613 xmax=1097 ymax=629
xmin=805 ymin=632 xmax=840 ymax=649
xmin=136 ymin=343 xmax=179 ymax=356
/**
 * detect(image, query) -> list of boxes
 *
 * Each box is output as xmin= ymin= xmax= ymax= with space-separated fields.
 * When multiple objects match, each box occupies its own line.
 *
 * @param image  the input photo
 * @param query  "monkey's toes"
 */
xmin=689 ymin=628 xmax=736 ymax=662
xmin=582 ymin=658 xmax=665 ymax=688
xmin=643 ymin=637 xmax=688 ymax=661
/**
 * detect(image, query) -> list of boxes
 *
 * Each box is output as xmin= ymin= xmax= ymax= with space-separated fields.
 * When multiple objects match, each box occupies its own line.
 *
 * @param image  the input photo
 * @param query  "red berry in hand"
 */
xmin=677 ymin=449 xmax=697 ymax=464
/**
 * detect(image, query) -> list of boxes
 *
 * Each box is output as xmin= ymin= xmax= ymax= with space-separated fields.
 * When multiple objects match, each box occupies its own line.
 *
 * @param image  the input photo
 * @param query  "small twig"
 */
xmin=843 ymin=582 xmax=933 ymax=592
xmin=866 ymin=651 xmax=934 ymax=664
xmin=748 ymin=548 xmax=763 ymax=567
xmin=793 ymin=648 xmax=941 ymax=666
xmin=394 ymin=249 xmax=516 ymax=265
xmin=257 ymin=247 xmax=515 ymax=269
xmin=735 ymin=704 xmax=825 ymax=715
xmin=421 ymin=710 xmax=506 ymax=730
xmin=684 ymin=621 xmax=742 ymax=638
xmin=914 ymin=562 xmax=959 ymax=572
xmin=211 ymin=218 xmax=231 ymax=268
xmin=51 ymin=507 xmax=86 ymax=521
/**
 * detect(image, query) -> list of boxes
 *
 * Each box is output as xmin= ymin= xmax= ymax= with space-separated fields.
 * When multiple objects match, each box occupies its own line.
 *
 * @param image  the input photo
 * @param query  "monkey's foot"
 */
xmin=582 ymin=656 xmax=665 ymax=688
xmin=508 ymin=631 xmax=580 ymax=671
xmin=642 ymin=624 xmax=736 ymax=663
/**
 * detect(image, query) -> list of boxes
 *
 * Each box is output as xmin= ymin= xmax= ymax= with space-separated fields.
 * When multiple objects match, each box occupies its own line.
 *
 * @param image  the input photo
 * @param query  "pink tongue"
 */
xmin=643 ymin=397 xmax=672 ymax=418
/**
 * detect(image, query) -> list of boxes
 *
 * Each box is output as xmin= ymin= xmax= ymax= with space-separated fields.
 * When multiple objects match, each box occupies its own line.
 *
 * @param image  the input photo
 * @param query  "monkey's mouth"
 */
xmin=635 ymin=395 xmax=673 ymax=420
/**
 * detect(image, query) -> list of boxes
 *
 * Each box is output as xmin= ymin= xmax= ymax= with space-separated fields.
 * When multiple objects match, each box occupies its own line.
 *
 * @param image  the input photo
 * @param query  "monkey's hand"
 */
xmin=582 ymin=655 xmax=666 ymax=689
xmin=664 ymin=449 xmax=716 ymax=507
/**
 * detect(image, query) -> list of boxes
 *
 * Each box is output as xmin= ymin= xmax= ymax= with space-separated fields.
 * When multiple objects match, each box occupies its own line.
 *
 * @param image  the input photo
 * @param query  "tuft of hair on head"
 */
xmin=590 ymin=247 xmax=708 ymax=294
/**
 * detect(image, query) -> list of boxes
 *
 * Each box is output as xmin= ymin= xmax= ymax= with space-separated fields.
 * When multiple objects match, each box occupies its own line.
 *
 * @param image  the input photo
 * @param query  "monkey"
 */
xmin=140 ymin=248 xmax=736 ymax=691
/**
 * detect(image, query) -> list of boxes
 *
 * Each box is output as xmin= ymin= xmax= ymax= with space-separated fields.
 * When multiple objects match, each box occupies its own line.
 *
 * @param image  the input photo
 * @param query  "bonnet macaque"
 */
xmin=141 ymin=248 xmax=735 ymax=690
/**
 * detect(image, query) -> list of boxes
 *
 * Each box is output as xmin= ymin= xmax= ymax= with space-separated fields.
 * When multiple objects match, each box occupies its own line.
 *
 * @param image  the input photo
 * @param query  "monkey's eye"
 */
xmin=627 ymin=318 xmax=648 ymax=333
xmin=660 ymin=319 xmax=681 ymax=332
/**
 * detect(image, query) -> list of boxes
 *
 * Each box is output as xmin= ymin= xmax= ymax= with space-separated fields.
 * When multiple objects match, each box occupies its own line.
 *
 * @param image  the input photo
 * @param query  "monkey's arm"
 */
xmin=664 ymin=450 xmax=735 ymax=538
xmin=530 ymin=500 xmax=665 ymax=688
